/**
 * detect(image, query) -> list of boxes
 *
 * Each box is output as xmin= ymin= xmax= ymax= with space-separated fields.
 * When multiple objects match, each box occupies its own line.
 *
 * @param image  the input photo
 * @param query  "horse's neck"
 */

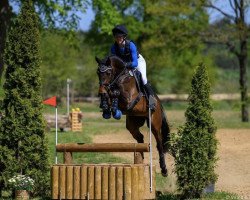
xmin=110 ymin=57 xmax=124 ymax=75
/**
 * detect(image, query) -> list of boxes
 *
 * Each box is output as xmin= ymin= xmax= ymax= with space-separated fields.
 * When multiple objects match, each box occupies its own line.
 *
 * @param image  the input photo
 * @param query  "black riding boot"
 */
xmin=144 ymin=83 xmax=157 ymax=111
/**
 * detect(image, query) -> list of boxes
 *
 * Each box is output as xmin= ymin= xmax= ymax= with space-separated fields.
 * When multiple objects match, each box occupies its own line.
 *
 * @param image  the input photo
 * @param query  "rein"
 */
xmin=106 ymin=66 xmax=127 ymax=90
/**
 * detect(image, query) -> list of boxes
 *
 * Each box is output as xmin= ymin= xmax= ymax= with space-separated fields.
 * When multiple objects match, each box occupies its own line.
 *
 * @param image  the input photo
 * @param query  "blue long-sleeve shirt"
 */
xmin=110 ymin=41 xmax=138 ymax=68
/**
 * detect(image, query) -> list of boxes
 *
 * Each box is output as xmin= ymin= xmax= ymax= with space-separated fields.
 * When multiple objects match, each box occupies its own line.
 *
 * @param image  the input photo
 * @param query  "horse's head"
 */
xmin=95 ymin=56 xmax=114 ymax=89
xmin=95 ymin=56 xmax=126 ymax=119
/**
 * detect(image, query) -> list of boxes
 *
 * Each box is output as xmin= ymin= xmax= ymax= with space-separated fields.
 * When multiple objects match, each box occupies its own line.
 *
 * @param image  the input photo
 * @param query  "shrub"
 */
xmin=0 ymin=0 xmax=50 ymax=198
xmin=174 ymin=63 xmax=218 ymax=199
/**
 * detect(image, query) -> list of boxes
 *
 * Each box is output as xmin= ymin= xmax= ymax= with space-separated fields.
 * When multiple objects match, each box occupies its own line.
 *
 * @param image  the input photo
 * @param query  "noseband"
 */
xmin=98 ymin=64 xmax=126 ymax=90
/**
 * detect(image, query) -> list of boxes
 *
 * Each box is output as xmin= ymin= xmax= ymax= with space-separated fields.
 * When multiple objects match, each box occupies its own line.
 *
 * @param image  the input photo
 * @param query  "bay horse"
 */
xmin=95 ymin=55 xmax=170 ymax=176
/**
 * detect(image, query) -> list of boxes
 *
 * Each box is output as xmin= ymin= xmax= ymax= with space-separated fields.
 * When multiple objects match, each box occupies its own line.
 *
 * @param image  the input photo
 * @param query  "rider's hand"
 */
xmin=124 ymin=62 xmax=132 ymax=68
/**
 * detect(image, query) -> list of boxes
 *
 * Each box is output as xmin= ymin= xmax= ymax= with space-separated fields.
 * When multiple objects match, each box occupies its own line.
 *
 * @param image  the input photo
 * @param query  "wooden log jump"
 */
xmin=52 ymin=143 xmax=156 ymax=199
xmin=51 ymin=164 xmax=156 ymax=200
xmin=56 ymin=143 xmax=150 ymax=152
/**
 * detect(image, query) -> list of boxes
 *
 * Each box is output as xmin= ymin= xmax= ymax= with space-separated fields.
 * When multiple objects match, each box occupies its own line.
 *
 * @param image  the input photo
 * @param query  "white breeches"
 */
xmin=137 ymin=54 xmax=147 ymax=85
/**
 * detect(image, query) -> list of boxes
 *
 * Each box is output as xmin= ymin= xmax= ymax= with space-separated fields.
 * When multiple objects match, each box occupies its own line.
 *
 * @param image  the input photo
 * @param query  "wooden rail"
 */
xmin=56 ymin=143 xmax=149 ymax=164
xmin=56 ymin=143 xmax=150 ymax=152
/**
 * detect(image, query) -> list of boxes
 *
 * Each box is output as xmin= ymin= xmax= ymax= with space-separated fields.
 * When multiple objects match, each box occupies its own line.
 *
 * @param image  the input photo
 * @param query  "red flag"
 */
xmin=43 ymin=96 xmax=57 ymax=107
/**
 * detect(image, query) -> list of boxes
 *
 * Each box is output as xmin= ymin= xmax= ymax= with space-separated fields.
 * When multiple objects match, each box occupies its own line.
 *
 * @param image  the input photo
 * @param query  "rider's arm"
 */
xmin=129 ymin=42 xmax=138 ymax=68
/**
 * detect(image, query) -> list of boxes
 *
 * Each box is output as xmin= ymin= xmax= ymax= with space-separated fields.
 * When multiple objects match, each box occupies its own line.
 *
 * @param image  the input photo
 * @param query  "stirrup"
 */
xmin=149 ymin=95 xmax=157 ymax=111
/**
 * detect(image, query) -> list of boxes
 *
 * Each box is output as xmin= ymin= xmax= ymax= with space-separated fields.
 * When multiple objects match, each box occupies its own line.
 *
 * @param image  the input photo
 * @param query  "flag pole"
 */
xmin=42 ymin=96 xmax=57 ymax=163
xmin=55 ymin=106 xmax=58 ymax=164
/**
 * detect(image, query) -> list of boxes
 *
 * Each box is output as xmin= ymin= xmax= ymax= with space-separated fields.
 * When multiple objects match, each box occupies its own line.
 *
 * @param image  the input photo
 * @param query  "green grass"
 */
xmin=2 ymin=101 xmax=249 ymax=199
xmin=156 ymin=191 xmax=241 ymax=200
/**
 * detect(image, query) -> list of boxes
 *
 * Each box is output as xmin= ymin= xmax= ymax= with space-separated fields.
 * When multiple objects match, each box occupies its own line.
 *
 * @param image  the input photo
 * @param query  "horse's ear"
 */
xmin=106 ymin=57 xmax=111 ymax=65
xmin=95 ymin=56 xmax=101 ymax=64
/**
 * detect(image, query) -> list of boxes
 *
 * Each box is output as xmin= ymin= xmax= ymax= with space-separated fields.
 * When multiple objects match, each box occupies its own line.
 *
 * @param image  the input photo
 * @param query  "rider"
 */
xmin=110 ymin=24 xmax=157 ymax=110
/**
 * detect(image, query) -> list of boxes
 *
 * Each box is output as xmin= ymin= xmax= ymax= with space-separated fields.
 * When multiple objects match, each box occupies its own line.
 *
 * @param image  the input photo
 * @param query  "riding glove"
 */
xmin=124 ymin=62 xmax=132 ymax=68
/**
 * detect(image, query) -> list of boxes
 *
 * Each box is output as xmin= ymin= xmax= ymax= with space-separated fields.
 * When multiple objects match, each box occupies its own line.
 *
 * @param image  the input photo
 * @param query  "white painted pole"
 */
xmin=149 ymin=107 xmax=153 ymax=192
xmin=55 ymin=107 xmax=58 ymax=164
xmin=67 ymin=78 xmax=71 ymax=116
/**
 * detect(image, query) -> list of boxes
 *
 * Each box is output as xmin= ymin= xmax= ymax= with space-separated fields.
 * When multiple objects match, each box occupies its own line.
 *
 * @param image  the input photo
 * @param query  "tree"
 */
xmin=0 ymin=1 xmax=50 ymax=197
xmin=141 ymin=0 xmax=212 ymax=91
xmin=87 ymin=0 xmax=214 ymax=93
xmin=40 ymin=30 xmax=79 ymax=98
xmin=0 ymin=0 xmax=89 ymax=82
xmin=203 ymin=0 xmax=249 ymax=122
xmin=174 ymin=64 xmax=218 ymax=199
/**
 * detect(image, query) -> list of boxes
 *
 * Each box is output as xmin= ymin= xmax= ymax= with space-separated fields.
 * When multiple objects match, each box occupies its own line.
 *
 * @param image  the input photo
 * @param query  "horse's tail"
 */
xmin=159 ymin=103 xmax=171 ymax=153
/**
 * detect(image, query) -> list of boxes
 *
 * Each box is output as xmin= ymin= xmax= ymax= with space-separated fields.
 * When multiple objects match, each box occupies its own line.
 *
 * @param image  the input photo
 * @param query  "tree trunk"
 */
xmin=0 ymin=0 xmax=12 ymax=82
xmin=238 ymin=0 xmax=249 ymax=122
xmin=238 ymin=41 xmax=248 ymax=122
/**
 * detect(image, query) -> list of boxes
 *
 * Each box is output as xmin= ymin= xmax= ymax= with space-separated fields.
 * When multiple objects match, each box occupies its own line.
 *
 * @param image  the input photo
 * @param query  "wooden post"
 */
xmin=109 ymin=166 xmax=116 ymax=200
xmin=138 ymin=165 xmax=145 ymax=200
xmin=63 ymin=152 xmax=73 ymax=164
xmin=66 ymin=166 xmax=73 ymax=199
xmin=134 ymin=152 xmax=144 ymax=164
xmin=59 ymin=166 xmax=66 ymax=199
xmin=73 ymin=166 xmax=80 ymax=199
xmin=80 ymin=165 xmax=87 ymax=199
xmin=94 ymin=166 xmax=102 ymax=199
xmin=51 ymin=166 xmax=59 ymax=199
xmin=101 ymin=166 xmax=109 ymax=199
xmin=124 ymin=167 xmax=132 ymax=200
xmin=87 ymin=166 xmax=95 ymax=199
xmin=116 ymin=166 xmax=123 ymax=200
xmin=131 ymin=166 xmax=139 ymax=200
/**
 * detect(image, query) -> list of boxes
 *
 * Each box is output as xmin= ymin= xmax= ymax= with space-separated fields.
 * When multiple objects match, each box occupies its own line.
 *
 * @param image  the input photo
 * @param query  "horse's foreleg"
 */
xmin=111 ymin=90 xmax=122 ymax=120
xmin=99 ymin=93 xmax=111 ymax=119
xmin=126 ymin=116 xmax=145 ymax=160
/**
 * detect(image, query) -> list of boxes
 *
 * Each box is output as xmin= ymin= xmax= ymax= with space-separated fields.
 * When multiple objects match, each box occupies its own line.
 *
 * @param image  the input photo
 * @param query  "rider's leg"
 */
xmin=137 ymin=54 xmax=157 ymax=110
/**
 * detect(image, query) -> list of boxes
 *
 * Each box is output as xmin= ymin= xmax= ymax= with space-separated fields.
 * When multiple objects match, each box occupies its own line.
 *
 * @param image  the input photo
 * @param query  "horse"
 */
xmin=95 ymin=55 xmax=170 ymax=176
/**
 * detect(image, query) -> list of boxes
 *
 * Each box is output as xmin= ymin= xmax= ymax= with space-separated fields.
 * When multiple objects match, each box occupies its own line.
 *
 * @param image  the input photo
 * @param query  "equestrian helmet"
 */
xmin=112 ymin=25 xmax=128 ymax=37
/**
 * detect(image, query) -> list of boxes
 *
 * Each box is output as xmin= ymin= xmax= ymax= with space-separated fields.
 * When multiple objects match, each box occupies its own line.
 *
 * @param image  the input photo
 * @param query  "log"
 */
xmin=56 ymin=143 xmax=149 ymax=152
xmin=51 ymin=166 xmax=59 ymax=199
xmin=94 ymin=166 xmax=102 ymax=199
xmin=80 ymin=165 xmax=87 ymax=199
xmin=87 ymin=166 xmax=95 ymax=199
xmin=101 ymin=166 xmax=109 ymax=199
xmin=116 ymin=166 xmax=123 ymax=200
xmin=73 ymin=166 xmax=80 ymax=199
xmin=108 ymin=167 xmax=116 ymax=199
xmin=124 ymin=167 xmax=132 ymax=200
xmin=66 ymin=166 xmax=73 ymax=199
xmin=59 ymin=166 xmax=66 ymax=199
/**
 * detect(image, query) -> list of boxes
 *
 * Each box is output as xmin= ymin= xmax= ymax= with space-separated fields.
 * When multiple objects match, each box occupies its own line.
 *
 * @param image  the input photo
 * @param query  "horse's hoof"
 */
xmin=113 ymin=109 xmax=122 ymax=120
xmin=161 ymin=169 xmax=168 ymax=177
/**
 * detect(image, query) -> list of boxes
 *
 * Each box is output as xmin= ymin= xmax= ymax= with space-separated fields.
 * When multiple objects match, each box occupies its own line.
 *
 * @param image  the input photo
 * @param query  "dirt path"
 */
xmin=93 ymin=129 xmax=250 ymax=196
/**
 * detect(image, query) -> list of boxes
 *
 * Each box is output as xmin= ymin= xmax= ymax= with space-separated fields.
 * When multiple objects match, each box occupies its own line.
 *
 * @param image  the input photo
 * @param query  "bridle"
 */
xmin=97 ymin=63 xmax=127 ymax=91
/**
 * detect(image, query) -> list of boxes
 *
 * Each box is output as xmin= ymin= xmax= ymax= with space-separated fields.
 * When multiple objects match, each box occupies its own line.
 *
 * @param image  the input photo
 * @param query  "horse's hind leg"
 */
xmin=151 ymin=116 xmax=168 ymax=177
xmin=126 ymin=116 xmax=145 ymax=159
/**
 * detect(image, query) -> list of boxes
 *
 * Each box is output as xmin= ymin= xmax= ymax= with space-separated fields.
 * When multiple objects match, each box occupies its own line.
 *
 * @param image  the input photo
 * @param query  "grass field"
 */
xmin=42 ymin=101 xmax=249 ymax=199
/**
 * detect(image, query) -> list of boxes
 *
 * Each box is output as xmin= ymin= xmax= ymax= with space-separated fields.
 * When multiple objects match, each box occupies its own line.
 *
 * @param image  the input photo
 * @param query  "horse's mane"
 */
xmin=107 ymin=55 xmax=125 ymax=69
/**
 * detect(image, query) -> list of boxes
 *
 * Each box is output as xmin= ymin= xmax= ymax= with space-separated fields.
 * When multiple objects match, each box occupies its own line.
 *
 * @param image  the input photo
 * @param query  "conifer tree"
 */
xmin=174 ymin=63 xmax=218 ymax=198
xmin=0 ymin=0 xmax=50 ymax=197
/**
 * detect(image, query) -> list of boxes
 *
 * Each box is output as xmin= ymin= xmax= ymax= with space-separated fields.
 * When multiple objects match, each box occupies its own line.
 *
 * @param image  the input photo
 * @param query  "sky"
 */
xmin=79 ymin=1 xmax=250 ymax=31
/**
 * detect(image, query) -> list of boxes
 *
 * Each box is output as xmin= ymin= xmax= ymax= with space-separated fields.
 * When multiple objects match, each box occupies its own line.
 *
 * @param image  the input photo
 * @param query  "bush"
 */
xmin=0 ymin=0 xmax=50 ymax=198
xmin=173 ymin=63 xmax=218 ymax=199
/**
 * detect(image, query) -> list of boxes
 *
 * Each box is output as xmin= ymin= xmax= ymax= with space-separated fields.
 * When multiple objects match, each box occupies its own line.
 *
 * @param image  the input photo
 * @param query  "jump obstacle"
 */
xmin=51 ymin=143 xmax=156 ymax=199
